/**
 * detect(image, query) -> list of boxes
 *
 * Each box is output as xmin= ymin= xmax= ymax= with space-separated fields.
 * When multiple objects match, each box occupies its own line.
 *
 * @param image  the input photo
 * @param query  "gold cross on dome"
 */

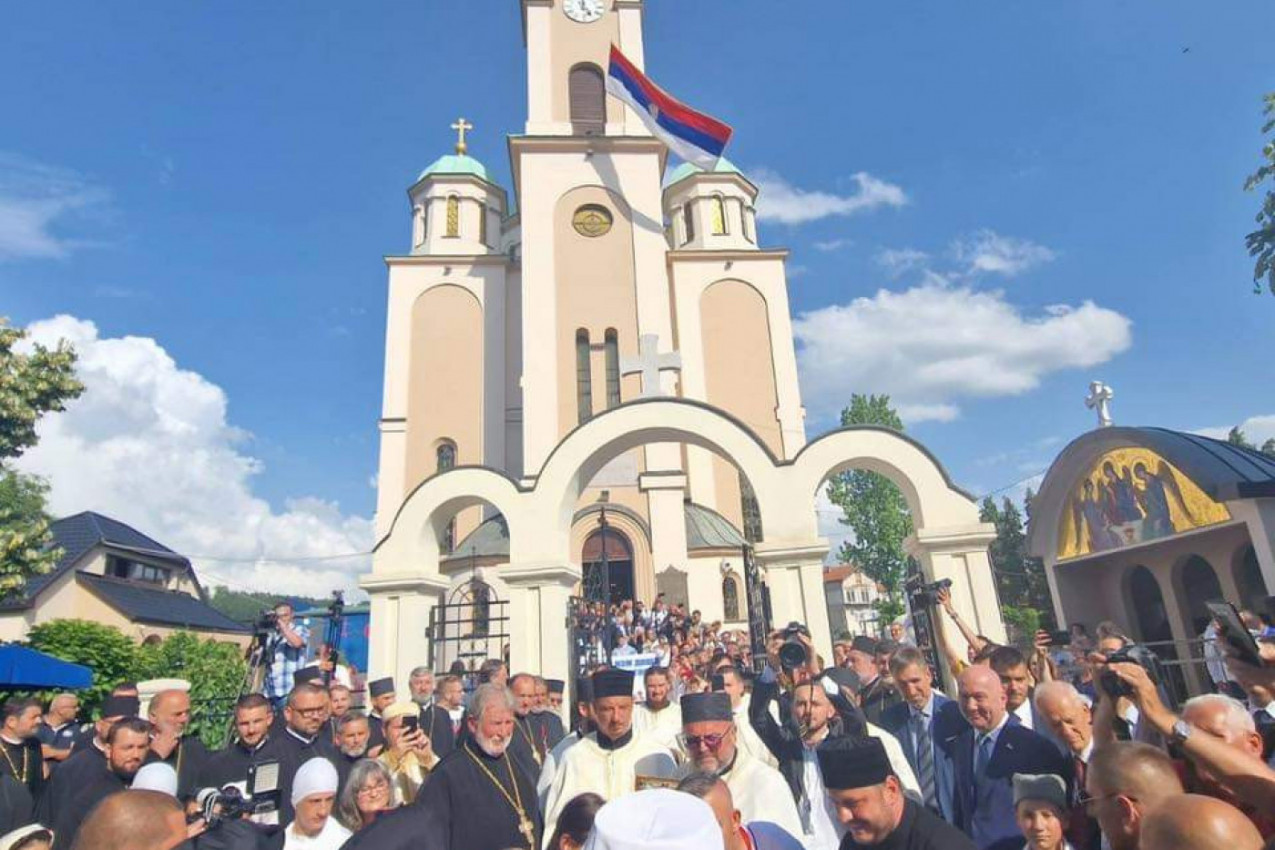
xmin=451 ymin=117 xmax=474 ymax=155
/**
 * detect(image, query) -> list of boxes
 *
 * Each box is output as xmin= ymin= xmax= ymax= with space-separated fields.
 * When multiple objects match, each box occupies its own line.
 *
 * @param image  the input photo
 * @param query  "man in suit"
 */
xmin=952 ymin=666 xmax=1070 ymax=850
xmin=881 ymin=647 xmax=966 ymax=820
xmin=1032 ymin=681 xmax=1101 ymax=850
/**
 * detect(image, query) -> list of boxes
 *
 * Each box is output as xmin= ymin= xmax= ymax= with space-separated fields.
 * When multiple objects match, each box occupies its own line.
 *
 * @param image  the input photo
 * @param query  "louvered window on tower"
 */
xmin=711 ymin=196 xmax=727 ymax=235
xmin=446 ymin=196 xmax=460 ymax=238
xmin=570 ymin=65 xmax=606 ymax=135
xmin=604 ymin=329 xmax=621 ymax=408
xmin=683 ymin=204 xmax=695 ymax=244
xmin=576 ymin=329 xmax=593 ymax=424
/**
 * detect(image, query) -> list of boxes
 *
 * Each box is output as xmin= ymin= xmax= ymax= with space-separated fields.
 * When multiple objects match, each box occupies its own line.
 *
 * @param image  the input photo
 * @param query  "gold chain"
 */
xmin=516 ymin=718 xmax=543 ymax=765
xmin=463 ymin=744 xmax=535 ymax=847
xmin=0 ymin=743 xmax=28 ymax=784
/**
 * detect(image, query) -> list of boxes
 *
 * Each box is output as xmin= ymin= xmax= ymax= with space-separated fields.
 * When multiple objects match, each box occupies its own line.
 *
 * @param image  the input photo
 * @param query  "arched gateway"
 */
xmin=359 ymin=4 xmax=1003 ymax=688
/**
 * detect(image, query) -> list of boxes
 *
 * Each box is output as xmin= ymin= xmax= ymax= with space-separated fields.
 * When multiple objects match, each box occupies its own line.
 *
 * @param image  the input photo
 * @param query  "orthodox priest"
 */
xmin=143 ymin=689 xmax=210 ymax=800
xmin=535 ymin=677 xmax=592 ymax=811
xmin=541 ymin=668 xmax=677 ymax=833
xmin=672 ymin=692 xmax=803 ymax=839
xmin=36 ymin=695 xmax=139 ymax=829
xmin=50 ymin=717 xmax=151 ymax=850
xmin=415 ymin=683 xmax=543 ymax=850
xmin=631 ymin=666 xmax=681 ymax=750
xmin=0 ymin=697 xmax=46 ymax=816
xmin=196 ymin=694 xmax=281 ymax=792
xmin=508 ymin=673 xmax=548 ymax=782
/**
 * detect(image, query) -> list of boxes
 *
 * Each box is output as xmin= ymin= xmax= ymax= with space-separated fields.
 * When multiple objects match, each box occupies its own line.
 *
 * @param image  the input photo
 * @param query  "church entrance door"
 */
xmin=581 ymin=528 xmax=635 ymax=605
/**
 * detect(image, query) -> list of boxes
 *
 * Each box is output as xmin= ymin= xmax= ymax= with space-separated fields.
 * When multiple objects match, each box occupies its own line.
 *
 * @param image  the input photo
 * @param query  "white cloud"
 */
xmin=813 ymin=239 xmax=852 ymax=253
xmin=15 ymin=315 xmax=373 ymax=597
xmin=875 ymin=248 xmax=931 ymax=278
xmin=792 ymin=282 xmax=1133 ymax=423
xmin=1196 ymin=415 xmax=1275 ymax=446
xmin=753 ymin=170 xmax=907 ymax=225
xmin=951 ymin=229 xmax=1056 ymax=278
xmin=0 ymin=153 xmax=110 ymax=262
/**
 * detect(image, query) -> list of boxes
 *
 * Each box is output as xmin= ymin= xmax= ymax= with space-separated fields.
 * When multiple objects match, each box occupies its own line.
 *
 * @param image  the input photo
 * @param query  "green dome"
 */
xmin=417 ymin=153 xmax=490 ymax=182
xmin=664 ymin=156 xmax=742 ymax=188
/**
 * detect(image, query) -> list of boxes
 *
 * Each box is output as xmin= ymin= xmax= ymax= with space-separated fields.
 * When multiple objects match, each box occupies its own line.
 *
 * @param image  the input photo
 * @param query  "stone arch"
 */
xmin=1172 ymin=554 xmax=1224 ymax=637
xmin=529 ymin=400 xmax=785 ymax=563
xmin=1123 ymin=565 xmax=1173 ymax=645
xmin=570 ymin=504 xmax=655 ymax=602
xmin=1233 ymin=543 xmax=1267 ymax=608
xmin=790 ymin=426 xmax=980 ymax=532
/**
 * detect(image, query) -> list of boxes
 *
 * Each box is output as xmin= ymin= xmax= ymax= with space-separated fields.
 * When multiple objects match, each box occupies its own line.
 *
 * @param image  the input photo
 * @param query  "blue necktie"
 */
xmin=975 ymin=734 xmax=994 ymax=784
xmin=912 ymin=711 xmax=936 ymax=808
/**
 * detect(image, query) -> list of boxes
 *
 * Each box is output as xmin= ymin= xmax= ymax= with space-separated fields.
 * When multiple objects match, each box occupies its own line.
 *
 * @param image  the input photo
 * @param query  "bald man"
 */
xmin=1141 ymin=794 xmax=1263 ymax=850
xmin=145 ymin=689 xmax=210 ymax=799
xmin=952 ymin=666 xmax=1070 ymax=850
xmin=1084 ymin=742 xmax=1184 ymax=850
xmin=68 ymin=790 xmax=188 ymax=850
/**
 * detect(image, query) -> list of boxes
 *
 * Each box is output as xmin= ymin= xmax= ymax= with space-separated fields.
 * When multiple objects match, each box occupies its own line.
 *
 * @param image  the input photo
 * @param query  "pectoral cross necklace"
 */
xmin=465 ymin=745 xmax=536 ymax=848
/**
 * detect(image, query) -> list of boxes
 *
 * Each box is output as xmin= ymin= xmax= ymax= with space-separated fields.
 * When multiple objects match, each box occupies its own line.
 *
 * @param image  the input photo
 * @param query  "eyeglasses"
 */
xmin=1076 ymin=790 xmax=1126 ymax=811
xmin=291 ymin=706 xmax=327 ymax=717
xmin=358 ymin=780 xmax=389 ymax=796
xmin=678 ymin=730 xmax=733 ymax=750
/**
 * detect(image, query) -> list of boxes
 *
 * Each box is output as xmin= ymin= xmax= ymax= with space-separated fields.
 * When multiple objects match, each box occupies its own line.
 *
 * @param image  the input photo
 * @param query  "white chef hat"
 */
xmin=585 ymin=789 xmax=724 ymax=850
xmin=131 ymin=762 xmax=178 ymax=797
xmin=291 ymin=757 xmax=339 ymax=806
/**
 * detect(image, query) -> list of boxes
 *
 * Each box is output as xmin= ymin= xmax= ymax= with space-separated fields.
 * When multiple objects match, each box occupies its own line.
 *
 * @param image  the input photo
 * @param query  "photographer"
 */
xmin=264 ymin=604 xmax=311 ymax=709
xmin=375 ymin=704 xmax=436 ymax=806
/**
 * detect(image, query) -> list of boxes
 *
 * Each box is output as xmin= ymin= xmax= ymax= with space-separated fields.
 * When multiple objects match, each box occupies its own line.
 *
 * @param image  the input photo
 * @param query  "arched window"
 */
xmin=478 ymin=201 xmax=488 ymax=246
xmin=722 ymin=574 xmax=741 ymax=621
xmin=445 ymin=196 xmax=460 ymax=238
xmin=743 ymin=206 xmax=756 ymax=244
xmin=739 ymin=472 xmax=763 ymax=544
xmin=682 ymin=203 xmax=695 ymax=244
xmin=437 ymin=441 xmax=457 ymax=553
xmin=576 ymin=329 xmax=593 ymax=424
xmin=569 ymin=64 xmax=606 ymax=135
xmin=604 ymin=329 xmax=621 ymax=409
xmin=710 ymin=195 xmax=728 ymax=235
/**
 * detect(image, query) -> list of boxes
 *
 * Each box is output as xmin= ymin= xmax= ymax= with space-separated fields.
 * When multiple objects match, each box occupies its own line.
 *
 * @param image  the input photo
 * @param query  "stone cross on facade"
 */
xmin=1085 ymin=380 xmax=1115 ymax=428
xmin=451 ymin=117 xmax=473 ymax=155
xmin=621 ymin=334 xmax=682 ymax=399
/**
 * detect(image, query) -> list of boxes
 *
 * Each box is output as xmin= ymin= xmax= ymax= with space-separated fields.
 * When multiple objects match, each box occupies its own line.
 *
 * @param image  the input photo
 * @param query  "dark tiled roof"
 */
xmin=76 ymin=573 xmax=249 ymax=633
xmin=4 ymin=512 xmax=191 ymax=610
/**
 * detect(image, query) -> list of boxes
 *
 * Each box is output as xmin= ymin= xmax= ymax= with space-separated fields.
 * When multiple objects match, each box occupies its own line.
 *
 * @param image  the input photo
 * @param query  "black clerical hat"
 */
xmin=576 ymin=677 xmax=594 ymax=703
xmin=591 ymin=668 xmax=633 ymax=699
xmin=368 ymin=677 xmax=395 ymax=698
xmin=822 ymin=667 xmax=861 ymax=693
xmin=850 ymin=635 xmax=879 ymax=655
xmin=680 ymin=692 xmax=732 ymax=723
xmin=817 ymin=737 xmax=892 ymax=790
xmin=293 ymin=666 xmax=324 ymax=686
xmin=547 ymin=679 xmax=565 ymax=694
xmin=100 ymin=695 xmax=140 ymax=719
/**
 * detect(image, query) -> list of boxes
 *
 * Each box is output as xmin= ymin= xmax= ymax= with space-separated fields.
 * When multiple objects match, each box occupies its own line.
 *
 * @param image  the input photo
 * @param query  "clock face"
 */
xmin=564 ymin=0 xmax=604 ymax=24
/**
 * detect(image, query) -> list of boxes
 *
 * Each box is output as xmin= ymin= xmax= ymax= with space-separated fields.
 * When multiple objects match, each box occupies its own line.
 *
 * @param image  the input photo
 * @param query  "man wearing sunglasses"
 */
xmin=675 ymin=692 xmax=803 ymax=839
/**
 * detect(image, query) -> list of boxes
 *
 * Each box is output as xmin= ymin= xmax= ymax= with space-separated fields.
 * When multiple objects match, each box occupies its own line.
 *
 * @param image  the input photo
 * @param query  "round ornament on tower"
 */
xmin=564 ymin=0 xmax=604 ymax=24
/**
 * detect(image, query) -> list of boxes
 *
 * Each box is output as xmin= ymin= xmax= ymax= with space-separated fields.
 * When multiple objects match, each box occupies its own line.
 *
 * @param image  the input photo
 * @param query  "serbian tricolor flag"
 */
xmin=606 ymin=45 xmax=733 ymax=171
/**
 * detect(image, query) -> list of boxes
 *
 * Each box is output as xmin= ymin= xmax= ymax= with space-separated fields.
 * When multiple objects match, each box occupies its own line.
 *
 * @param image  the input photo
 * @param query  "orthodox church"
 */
xmin=362 ymin=0 xmax=1004 ymax=686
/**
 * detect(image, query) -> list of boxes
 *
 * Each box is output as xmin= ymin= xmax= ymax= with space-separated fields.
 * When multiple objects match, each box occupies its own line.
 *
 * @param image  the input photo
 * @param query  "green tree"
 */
xmin=825 ymin=395 xmax=913 ymax=624
xmin=26 ymin=619 xmax=140 ymax=714
xmin=1262 ymin=439 xmax=1275 ymax=458
xmin=0 ymin=320 xmax=84 ymax=598
xmin=135 ymin=632 xmax=247 ymax=747
xmin=1228 ymin=426 xmax=1255 ymax=449
xmin=981 ymin=493 xmax=1055 ymax=646
xmin=1245 ymin=93 xmax=1275 ymax=295
xmin=207 ymin=587 xmax=329 ymax=624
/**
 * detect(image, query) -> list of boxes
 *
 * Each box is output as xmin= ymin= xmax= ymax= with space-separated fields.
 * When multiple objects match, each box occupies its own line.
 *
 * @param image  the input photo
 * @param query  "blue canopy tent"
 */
xmin=0 ymin=645 xmax=93 ymax=690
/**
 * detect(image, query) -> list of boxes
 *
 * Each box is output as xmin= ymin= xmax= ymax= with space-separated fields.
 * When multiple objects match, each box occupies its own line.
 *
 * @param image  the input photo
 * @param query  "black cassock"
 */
xmin=338 ymin=803 xmax=438 ymax=850
xmin=49 ymin=757 xmax=127 ymax=850
xmin=507 ymin=716 xmax=545 ymax=787
xmin=197 ymin=735 xmax=284 ymax=791
xmin=840 ymin=799 xmax=979 ymax=850
xmin=530 ymin=711 xmax=565 ymax=752
xmin=275 ymin=729 xmax=341 ymax=826
xmin=418 ymin=703 xmax=455 ymax=760
xmin=416 ymin=739 xmax=543 ymax=850
xmin=0 ymin=737 xmax=45 ymax=819
xmin=144 ymin=734 xmax=211 ymax=800
xmin=367 ymin=713 xmax=385 ymax=751
xmin=0 ymin=775 xmax=33 ymax=838
xmin=35 ymin=742 xmax=104 ymax=831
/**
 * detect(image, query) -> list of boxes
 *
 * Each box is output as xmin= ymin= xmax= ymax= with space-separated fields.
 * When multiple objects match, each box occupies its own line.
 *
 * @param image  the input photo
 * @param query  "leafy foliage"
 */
xmin=1245 ymin=93 xmax=1275 ymax=295
xmin=208 ymin=586 xmax=329 ymax=625
xmin=1225 ymin=426 xmax=1275 ymax=458
xmin=0 ymin=320 xmax=85 ymax=599
xmin=27 ymin=619 xmax=246 ymax=748
xmin=826 ymin=395 xmax=914 ymax=621
xmin=982 ymin=492 xmax=1056 ymax=646
xmin=26 ymin=619 xmax=140 ymax=713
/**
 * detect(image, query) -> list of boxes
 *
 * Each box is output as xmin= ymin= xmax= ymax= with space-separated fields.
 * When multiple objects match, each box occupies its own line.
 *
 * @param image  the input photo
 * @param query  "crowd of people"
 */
xmin=3 ymin=596 xmax=1275 ymax=850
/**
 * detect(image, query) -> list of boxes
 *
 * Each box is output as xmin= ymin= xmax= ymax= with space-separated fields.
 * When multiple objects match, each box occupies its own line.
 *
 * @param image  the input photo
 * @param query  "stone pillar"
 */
xmin=906 ymin=524 xmax=1005 ymax=645
xmin=501 ymin=564 xmax=581 ymax=683
xmin=1156 ymin=567 xmax=1207 ymax=696
xmin=640 ymin=471 xmax=690 ymax=582
xmin=360 ymin=575 xmax=449 ymax=684
xmin=1231 ymin=499 xmax=1275 ymax=596
xmin=754 ymin=541 xmax=833 ymax=660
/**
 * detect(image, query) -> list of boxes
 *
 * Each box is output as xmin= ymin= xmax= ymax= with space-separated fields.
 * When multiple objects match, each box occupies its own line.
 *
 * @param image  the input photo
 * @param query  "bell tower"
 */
xmin=522 ymin=0 xmax=647 ymax=135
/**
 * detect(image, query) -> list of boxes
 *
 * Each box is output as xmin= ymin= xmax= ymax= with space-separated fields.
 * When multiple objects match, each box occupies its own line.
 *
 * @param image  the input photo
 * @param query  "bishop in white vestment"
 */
xmin=541 ymin=669 xmax=677 ymax=845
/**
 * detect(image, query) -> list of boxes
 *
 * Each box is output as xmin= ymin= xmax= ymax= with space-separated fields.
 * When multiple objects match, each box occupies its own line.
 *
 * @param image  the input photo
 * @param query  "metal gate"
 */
xmin=428 ymin=578 xmax=510 ymax=686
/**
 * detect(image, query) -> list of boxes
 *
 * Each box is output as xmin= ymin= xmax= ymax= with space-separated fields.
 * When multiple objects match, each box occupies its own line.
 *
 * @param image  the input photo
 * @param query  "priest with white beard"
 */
xmin=540 ymin=668 xmax=677 ymax=844
xmin=673 ymin=692 xmax=804 ymax=840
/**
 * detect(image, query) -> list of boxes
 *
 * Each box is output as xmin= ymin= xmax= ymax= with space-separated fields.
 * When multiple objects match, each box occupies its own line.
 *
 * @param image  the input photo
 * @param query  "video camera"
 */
xmin=905 ymin=575 xmax=952 ymax=608
xmin=253 ymin=609 xmax=279 ymax=636
xmin=778 ymin=622 xmax=811 ymax=671
xmin=1099 ymin=643 xmax=1167 ymax=700
xmin=194 ymin=761 xmax=281 ymax=828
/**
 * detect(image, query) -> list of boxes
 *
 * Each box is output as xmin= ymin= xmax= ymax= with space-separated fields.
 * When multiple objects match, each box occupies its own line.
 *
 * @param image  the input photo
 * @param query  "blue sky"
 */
xmin=2 ymin=2 xmax=1271 ymax=592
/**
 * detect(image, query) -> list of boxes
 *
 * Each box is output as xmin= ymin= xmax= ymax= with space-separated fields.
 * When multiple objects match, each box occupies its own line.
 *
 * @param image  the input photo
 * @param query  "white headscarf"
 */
xmin=131 ymin=762 xmax=179 ymax=797
xmin=291 ymin=757 xmax=339 ymax=806
xmin=586 ymin=789 xmax=724 ymax=850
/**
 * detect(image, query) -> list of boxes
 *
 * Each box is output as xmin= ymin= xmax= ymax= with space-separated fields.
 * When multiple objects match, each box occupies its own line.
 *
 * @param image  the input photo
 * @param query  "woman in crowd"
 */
xmin=335 ymin=759 xmax=395 ymax=834
xmin=546 ymin=792 xmax=604 ymax=850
